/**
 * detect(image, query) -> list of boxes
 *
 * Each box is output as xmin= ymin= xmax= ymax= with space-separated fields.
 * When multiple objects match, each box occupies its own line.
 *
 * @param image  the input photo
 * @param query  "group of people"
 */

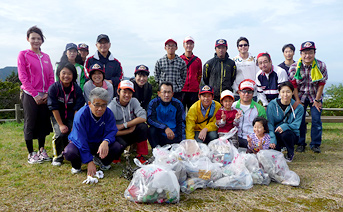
xmin=18 ymin=26 xmax=328 ymax=177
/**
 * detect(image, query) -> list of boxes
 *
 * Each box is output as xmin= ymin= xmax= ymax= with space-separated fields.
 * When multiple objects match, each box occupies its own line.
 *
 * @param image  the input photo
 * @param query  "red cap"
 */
xmin=165 ymin=38 xmax=177 ymax=46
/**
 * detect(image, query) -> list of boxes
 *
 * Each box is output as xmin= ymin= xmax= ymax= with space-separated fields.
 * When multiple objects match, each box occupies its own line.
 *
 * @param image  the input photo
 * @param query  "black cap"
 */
xmin=97 ymin=34 xmax=110 ymax=43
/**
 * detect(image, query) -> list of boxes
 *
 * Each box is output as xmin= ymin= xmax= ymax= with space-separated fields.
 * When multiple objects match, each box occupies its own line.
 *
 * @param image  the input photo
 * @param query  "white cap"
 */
xmin=183 ymin=36 xmax=194 ymax=43
xmin=118 ymin=80 xmax=135 ymax=92
xmin=220 ymin=90 xmax=234 ymax=102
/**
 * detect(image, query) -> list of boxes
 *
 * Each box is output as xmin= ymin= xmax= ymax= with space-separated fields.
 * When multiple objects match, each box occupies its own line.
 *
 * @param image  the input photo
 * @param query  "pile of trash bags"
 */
xmin=124 ymin=128 xmax=300 ymax=203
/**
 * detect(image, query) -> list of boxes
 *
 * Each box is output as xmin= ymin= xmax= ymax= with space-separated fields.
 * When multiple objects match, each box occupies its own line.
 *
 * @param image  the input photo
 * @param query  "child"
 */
xmin=216 ymin=90 xmax=241 ymax=148
xmin=48 ymin=62 xmax=85 ymax=166
xmin=246 ymin=116 xmax=270 ymax=153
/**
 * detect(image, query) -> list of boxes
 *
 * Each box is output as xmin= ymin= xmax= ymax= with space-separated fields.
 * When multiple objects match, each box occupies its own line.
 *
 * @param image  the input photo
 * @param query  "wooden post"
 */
xmin=15 ymin=104 xmax=21 ymax=123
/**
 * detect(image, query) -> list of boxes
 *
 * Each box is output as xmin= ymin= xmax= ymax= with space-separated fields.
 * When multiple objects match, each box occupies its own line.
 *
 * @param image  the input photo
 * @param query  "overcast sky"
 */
xmin=1 ymin=0 xmax=342 ymax=84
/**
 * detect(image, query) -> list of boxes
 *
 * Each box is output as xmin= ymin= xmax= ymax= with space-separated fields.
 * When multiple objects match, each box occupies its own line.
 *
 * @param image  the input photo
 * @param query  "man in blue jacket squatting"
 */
xmin=64 ymin=87 xmax=124 ymax=176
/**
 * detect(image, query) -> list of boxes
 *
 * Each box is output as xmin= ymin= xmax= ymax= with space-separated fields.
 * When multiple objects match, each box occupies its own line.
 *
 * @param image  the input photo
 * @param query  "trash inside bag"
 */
xmin=208 ymin=136 xmax=238 ymax=166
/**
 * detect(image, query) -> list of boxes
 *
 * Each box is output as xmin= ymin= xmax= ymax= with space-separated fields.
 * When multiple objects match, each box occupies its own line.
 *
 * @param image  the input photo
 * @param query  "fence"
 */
xmin=0 ymin=104 xmax=23 ymax=123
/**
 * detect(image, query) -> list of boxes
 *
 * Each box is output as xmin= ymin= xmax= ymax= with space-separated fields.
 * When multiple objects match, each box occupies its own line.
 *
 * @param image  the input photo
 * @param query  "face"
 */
xmin=257 ymin=56 xmax=272 ymax=73
xmin=237 ymin=40 xmax=249 ymax=54
xmin=158 ymin=84 xmax=174 ymax=103
xmin=118 ymin=89 xmax=133 ymax=106
xmin=135 ymin=72 xmax=148 ymax=87
xmin=27 ymin=32 xmax=43 ymax=50
xmin=165 ymin=41 xmax=177 ymax=55
xmin=215 ymin=45 xmax=227 ymax=59
xmin=59 ymin=67 xmax=73 ymax=86
xmin=66 ymin=49 xmax=77 ymax=61
xmin=183 ymin=40 xmax=194 ymax=52
xmin=88 ymin=98 xmax=108 ymax=118
xmin=279 ymin=86 xmax=293 ymax=103
xmin=91 ymin=70 xmax=104 ymax=85
xmin=78 ymin=49 xmax=89 ymax=59
xmin=96 ymin=39 xmax=111 ymax=54
xmin=221 ymin=97 xmax=234 ymax=110
xmin=301 ymin=49 xmax=315 ymax=65
xmin=253 ymin=121 xmax=265 ymax=137
xmin=283 ymin=47 xmax=294 ymax=60
xmin=199 ymin=93 xmax=213 ymax=108
xmin=238 ymin=89 xmax=253 ymax=103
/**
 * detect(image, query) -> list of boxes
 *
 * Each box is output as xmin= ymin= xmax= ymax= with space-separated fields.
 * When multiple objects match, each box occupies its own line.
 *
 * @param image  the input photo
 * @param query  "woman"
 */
xmin=17 ymin=26 xmax=54 ymax=164
xmin=56 ymin=43 xmax=86 ymax=90
xmin=266 ymin=81 xmax=304 ymax=162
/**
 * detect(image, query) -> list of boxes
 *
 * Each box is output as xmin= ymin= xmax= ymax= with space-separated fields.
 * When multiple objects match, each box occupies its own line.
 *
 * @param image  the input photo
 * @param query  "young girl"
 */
xmin=48 ymin=62 xmax=85 ymax=166
xmin=247 ymin=116 xmax=270 ymax=153
xmin=216 ymin=90 xmax=241 ymax=148
xmin=18 ymin=26 xmax=54 ymax=164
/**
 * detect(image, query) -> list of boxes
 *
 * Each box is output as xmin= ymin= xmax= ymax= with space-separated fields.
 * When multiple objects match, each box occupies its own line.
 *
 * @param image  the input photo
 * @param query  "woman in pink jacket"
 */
xmin=17 ymin=26 xmax=55 ymax=164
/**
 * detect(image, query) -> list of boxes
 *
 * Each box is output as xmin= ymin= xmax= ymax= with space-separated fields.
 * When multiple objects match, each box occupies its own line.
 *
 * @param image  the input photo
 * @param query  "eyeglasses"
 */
xmin=239 ymin=44 xmax=249 ymax=47
xmin=258 ymin=61 xmax=270 ymax=65
xmin=92 ymin=103 xmax=107 ymax=109
xmin=161 ymin=91 xmax=172 ymax=95
xmin=166 ymin=45 xmax=176 ymax=48
xmin=240 ymin=90 xmax=253 ymax=94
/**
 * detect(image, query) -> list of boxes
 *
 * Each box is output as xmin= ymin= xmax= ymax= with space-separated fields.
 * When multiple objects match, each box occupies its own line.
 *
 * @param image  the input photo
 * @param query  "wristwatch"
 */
xmin=123 ymin=122 xmax=128 ymax=128
xmin=315 ymin=99 xmax=321 ymax=103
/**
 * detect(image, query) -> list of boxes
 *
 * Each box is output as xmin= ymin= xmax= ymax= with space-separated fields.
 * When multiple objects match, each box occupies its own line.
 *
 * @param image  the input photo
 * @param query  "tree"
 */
xmin=0 ymin=81 xmax=21 ymax=119
xmin=5 ymin=71 xmax=21 ymax=85
xmin=323 ymin=83 xmax=343 ymax=116
xmin=148 ymin=76 xmax=159 ymax=99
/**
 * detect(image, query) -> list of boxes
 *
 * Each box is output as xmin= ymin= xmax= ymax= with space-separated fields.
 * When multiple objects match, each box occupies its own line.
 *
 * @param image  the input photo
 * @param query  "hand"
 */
xmin=247 ymin=135 xmax=252 ymax=146
xmin=59 ymin=124 xmax=69 ymax=134
xmin=165 ymin=127 xmax=175 ymax=140
xmin=221 ymin=111 xmax=226 ymax=121
xmin=198 ymin=128 xmax=208 ymax=141
xmin=128 ymin=125 xmax=136 ymax=133
xmin=33 ymin=95 xmax=43 ymax=105
xmin=87 ymin=161 xmax=97 ymax=177
xmin=41 ymin=93 xmax=48 ymax=104
xmin=235 ymin=110 xmax=242 ymax=119
xmin=258 ymin=141 xmax=262 ymax=148
xmin=275 ymin=126 xmax=283 ymax=134
xmin=97 ymin=140 xmax=109 ymax=159
xmin=269 ymin=143 xmax=276 ymax=149
xmin=116 ymin=124 xmax=125 ymax=131
xmin=313 ymin=101 xmax=322 ymax=112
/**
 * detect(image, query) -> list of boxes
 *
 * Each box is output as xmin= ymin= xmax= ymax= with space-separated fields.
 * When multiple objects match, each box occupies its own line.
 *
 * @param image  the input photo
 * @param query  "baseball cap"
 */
xmin=65 ymin=43 xmax=77 ymax=51
xmin=183 ymin=36 xmax=194 ymax=43
xmin=134 ymin=64 xmax=149 ymax=76
xmin=215 ymin=39 xmax=227 ymax=47
xmin=220 ymin=90 xmax=234 ymax=102
xmin=165 ymin=38 xmax=177 ymax=46
xmin=300 ymin=41 xmax=316 ymax=51
xmin=239 ymin=79 xmax=256 ymax=91
xmin=199 ymin=85 xmax=214 ymax=95
xmin=77 ymin=43 xmax=89 ymax=51
xmin=118 ymin=80 xmax=135 ymax=92
xmin=89 ymin=63 xmax=105 ymax=73
xmin=257 ymin=52 xmax=271 ymax=60
xmin=97 ymin=34 xmax=110 ymax=43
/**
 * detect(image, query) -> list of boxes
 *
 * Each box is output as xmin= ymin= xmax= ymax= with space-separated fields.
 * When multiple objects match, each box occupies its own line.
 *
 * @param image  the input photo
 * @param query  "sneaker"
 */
xmin=285 ymin=154 xmax=294 ymax=162
xmin=136 ymin=154 xmax=147 ymax=164
xmin=311 ymin=146 xmax=321 ymax=153
xmin=38 ymin=148 xmax=52 ymax=162
xmin=51 ymin=155 xmax=64 ymax=166
xmin=93 ymin=156 xmax=111 ymax=170
xmin=71 ymin=167 xmax=82 ymax=174
xmin=28 ymin=152 xmax=43 ymax=164
xmin=112 ymin=158 xmax=121 ymax=164
xmin=296 ymin=145 xmax=305 ymax=153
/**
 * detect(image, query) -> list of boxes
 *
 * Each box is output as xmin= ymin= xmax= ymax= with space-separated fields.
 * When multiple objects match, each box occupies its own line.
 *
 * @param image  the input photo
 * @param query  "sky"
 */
xmin=1 ymin=0 xmax=343 ymax=85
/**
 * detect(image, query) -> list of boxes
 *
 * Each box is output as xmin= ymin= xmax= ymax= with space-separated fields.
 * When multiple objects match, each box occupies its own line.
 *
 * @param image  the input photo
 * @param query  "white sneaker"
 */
xmin=71 ymin=167 xmax=82 ymax=174
xmin=38 ymin=148 xmax=52 ymax=162
xmin=28 ymin=152 xmax=43 ymax=164
xmin=51 ymin=155 xmax=63 ymax=166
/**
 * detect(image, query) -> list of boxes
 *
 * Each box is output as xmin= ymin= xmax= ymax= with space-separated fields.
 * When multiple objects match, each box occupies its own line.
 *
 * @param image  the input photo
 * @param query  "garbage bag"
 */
xmin=183 ymin=157 xmax=222 ymax=181
xmin=180 ymin=178 xmax=208 ymax=194
xmin=208 ymin=136 xmax=238 ymax=166
xmin=177 ymin=139 xmax=210 ymax=160
xmin=244 ymin=153 xmax=270 ymax=185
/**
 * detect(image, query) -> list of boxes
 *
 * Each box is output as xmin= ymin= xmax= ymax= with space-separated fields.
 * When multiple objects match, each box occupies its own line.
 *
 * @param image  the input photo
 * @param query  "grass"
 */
xmin=0 ymin=122 xmax=343 ymax=211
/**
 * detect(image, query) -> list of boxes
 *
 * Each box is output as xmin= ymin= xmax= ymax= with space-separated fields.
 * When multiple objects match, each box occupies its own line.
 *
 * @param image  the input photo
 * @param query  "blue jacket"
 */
xmin=147 ymin=97 xmax=185 ymax=141
xmin=266 ymin=98 xmax=304 ymax=144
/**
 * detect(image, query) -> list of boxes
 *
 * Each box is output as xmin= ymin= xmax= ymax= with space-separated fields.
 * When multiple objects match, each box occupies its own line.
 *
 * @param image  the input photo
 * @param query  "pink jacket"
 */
xmin=17 ymin=49 xmax=54 ymax=97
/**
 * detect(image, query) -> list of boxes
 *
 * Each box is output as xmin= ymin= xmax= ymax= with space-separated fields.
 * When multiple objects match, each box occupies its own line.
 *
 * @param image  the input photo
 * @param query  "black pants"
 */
xmin=116 ymin=123 xmax=148 ymax=148
xmin=275 ymin=130 xmax=298 ymax=158
xmin=148 ymin=126 xmax=182 ymax=148
xmin=51 ymin=117 xmax=73 ymax=159
xmin=181 ymin=92 xmax=198 ymax=111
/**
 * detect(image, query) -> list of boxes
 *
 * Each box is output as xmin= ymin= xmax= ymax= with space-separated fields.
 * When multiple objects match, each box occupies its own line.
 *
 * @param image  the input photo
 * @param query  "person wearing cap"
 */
xmin=256 ymin=52 xmax=288 ymax=107
xmin=232 ymin=37 xmax=259 ymax=101
xmin=147 ymin=82 xmax=185 ymax=148
xmin=64 ymin=87 xmax=123 ymax=175
xmin=186 ymin=85 xmax=221 ymax=143
xmin=155 ymin=38 xmax=187 ymax=101
xmin=56 ymin=43 xmax=86 ymax=90
xmin=83 ymin=63 xmax=114 ymax=103
xmin=278 ymin=44 xmax=296 ymax=74
xmin=180 ymin=36 xmax=202 ymax=110
xmin=215 ymin=90 xmax=241 ymax=148
xmin=232 ymin=79 xmax=266 ymax=148
xmin=77 ymin=43 xmax=89 ymax=65
xmin=203 ymin=39 xmax=237 ymax=102
xmin=85 ymin=34 xmax=123 ymax=93
xmin=288 ymin=41 xmax=328 ymax=153
xmin=107 ymin=80 xmax=149 ymax=163
xmin=130 ymin=64 xmax=152 ymax=111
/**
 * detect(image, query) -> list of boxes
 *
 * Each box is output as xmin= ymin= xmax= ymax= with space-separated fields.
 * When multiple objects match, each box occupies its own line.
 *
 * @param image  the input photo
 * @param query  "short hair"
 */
xmin=282 ymin=44 xmax=295 ymax=52
xmin=237 ymin=37 xmax=249 ymax=47
xmin=135 ymin=71 xmax=149 ymax=77
xmin=89 ymin=87 xmax=110 ymax=103
xmin=27 ymin=26 xmax=45 ymax=43
xmin=158 ymin=81 xmax=173 ymax=92
xmin=56 ymin=62 xmax=77 ymax=83
xmin=253 ymin=116 xmax=269 ymax=133
xmin=278 ymin=81 xmax=294 ymax=92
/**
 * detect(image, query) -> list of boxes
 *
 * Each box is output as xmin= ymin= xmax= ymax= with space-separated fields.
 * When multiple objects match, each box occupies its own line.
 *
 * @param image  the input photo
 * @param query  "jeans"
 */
xmin=193 ymin=131 xmax=218 ymax=144
xmin=148 ymin=126 xmax=182 ymax=148
xmin=299 ymin=98 xmax=322 ymax=147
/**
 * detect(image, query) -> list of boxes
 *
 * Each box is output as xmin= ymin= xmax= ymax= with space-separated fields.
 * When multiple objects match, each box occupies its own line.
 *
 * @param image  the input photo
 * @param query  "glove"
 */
xmin=95 ymin=170 xmax=104 ymax=179
xmin=82 ymin=175 xmax=98 ymax=184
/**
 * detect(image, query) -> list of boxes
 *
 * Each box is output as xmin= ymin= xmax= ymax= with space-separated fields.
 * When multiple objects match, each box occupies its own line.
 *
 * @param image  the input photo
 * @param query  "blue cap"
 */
xmin=215 ymin=39 xmax=227 ymax=48
xmin=65 ymin=43 xmax=77 ymax=51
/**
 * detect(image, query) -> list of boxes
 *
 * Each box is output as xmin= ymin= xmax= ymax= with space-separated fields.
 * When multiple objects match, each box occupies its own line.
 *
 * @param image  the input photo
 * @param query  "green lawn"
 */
xmin=0 ymin=122 xmax=342 ymax=211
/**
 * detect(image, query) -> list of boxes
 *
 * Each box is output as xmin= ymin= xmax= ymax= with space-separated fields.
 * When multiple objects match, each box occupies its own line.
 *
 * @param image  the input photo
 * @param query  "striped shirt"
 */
xmin=248 ymin=133 xmax=270 ymax=151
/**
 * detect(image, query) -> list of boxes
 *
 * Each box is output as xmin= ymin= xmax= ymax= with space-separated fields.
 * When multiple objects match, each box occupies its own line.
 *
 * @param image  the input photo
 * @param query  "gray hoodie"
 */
xmin=107 ymin=97 xmax=146 ymax=124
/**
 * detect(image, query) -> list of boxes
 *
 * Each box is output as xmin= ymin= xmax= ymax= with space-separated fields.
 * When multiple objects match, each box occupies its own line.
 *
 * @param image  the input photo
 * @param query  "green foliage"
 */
xmin=148 ymin=76 xmax=158 ymax=99
xmin=323 ymin=83 xmax=343 ymax=115
xmin=0 ymin=81 xmax=21 ymax=119
xmin=5 ymin=71 xmax=21 ymax=85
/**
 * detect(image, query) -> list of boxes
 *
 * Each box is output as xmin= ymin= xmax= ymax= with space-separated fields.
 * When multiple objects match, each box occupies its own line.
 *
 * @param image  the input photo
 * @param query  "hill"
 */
xmin=0 ymin=66 xmax=17 ymax=81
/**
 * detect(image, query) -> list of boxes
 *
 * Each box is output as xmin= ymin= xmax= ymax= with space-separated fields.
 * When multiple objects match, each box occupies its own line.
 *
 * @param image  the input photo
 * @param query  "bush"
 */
xmin=0 ymin=81 xmax=21 ymax=119
xmin=148 ymin=76 xmax=159 ymax=99
xmin=323 ymin=83 xmax=343 ymax=116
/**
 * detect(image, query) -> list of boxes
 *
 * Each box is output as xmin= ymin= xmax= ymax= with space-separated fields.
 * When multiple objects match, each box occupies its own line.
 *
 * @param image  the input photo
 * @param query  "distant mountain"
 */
xmin=0 ymin=66 xmax=17 ymax=81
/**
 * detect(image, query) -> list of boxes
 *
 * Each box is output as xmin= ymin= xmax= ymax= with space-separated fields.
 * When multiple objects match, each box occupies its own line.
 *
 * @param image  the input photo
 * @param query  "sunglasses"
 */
xmin=239 ymin=44 xmax=249 ymax=47
xmin=240 ymin=90 xmax=253 ymax=94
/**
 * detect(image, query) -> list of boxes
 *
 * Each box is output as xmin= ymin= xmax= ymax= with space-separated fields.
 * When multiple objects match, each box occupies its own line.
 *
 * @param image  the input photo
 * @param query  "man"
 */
xmin=232 ymin=79 xmax=267 ymax=148
xmin=147 ymin=82 xmax=185 ymax=148
xmin=155 ymin=38 xmax=187 ymax=101
xmin=107 ymin=80 xmax=148 ymax=163
xmin=130 ymin=64 xmax=152 ymax=111
xmin=64 ymin=88 xmax=123 ymax=176
xmin=180 ymin=36 xmax=202 ymax=110
xmin=85 ymin=34 xmax=123 ymax=93
xmin=232 ymin=37 xmax=259 ymax=101
xmin=256 ymin=52 xmax=288 ymax=107
xmin=289 ymin=41 xmax=328 ymax=153
xmin=186 ymin=85 xmax=221 ymax=143
xmin=203 ymin=39 xmax=236 ymax=102
xmin=279 ymin=44 xmax=296 ymax=74
xmin=77 ymin=43 xmax=89 ymax=65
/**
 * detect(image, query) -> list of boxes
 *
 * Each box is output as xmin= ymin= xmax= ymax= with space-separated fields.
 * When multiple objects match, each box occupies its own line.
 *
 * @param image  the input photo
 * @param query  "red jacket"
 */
xmin=180 ymin=54 xmax=202 ymax=92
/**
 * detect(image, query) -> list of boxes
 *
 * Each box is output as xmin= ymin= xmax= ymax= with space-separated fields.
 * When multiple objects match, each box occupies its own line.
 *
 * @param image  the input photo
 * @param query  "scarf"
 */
xmin=294 ymin=58 xmax=323 ymax=82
